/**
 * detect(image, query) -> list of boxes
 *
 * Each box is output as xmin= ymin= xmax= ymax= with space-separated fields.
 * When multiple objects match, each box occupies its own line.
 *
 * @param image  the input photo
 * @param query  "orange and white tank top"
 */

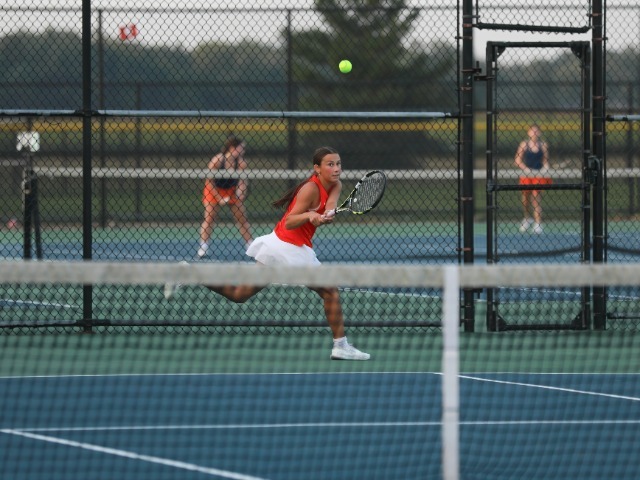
xmin=274 ymin=175 xmax=332 ymax=247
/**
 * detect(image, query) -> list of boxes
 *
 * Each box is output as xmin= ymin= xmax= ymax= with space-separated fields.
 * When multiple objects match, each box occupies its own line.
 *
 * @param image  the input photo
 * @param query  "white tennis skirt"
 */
xmin=246 ymin=231 xmax=320 ymax=266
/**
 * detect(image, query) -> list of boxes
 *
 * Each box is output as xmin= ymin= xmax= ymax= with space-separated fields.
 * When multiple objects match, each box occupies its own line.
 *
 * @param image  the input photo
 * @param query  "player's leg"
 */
xmin=309 ymin=286 xmax=370 ymax=360
xmin=198 ymin=202 xmax=218 ymax=257
xmin=310 ymin=286 xmax=345 ymax=338
xmin=531 ymin=190 xmax=543 ymax=233
xmin=205 ymin=284 xmax=264 ymax=303
xmin=520 ymin=191 xmax=533 ymax=232
xmin=230 ymin=203 xmax=253 ymax=246
xmin=167 ymin=277 xmax=263 ymax=303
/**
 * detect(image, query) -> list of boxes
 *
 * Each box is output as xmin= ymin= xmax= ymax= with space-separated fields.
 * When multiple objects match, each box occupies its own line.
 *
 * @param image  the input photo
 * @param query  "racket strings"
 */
xmin=353 ymin=174 xmax=385 ymax=212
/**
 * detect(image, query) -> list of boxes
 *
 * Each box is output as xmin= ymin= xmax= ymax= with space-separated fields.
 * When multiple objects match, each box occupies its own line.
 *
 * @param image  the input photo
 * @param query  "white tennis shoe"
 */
xmin=163 ymin=261 xmax=189 ymax=300
xmin=519 ymin=217 xmax=533 ymax=233
xmin=331 ymin=342 xmax=370 ymax=361
xmin=163 ymin=282 xmax=180 ymax=300
xmin=197 ymin=244 xmax=208 ymax=258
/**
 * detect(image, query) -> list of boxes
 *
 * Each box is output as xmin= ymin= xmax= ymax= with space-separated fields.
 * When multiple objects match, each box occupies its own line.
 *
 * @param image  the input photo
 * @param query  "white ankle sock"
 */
xmin=333 ymin=337 xmax=348 ymax=347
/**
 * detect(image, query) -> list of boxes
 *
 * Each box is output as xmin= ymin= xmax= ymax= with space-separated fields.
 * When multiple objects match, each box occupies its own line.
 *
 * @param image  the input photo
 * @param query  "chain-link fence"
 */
xmin=0 ymin=1 xmax=460 ymax=332
xmin=1 ymin=1 xmax=640 ymax=331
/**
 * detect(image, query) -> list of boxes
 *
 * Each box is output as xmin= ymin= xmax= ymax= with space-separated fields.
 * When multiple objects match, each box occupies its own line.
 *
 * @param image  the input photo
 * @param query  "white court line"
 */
xmin=458 ymin=374 xmax=640 ymax=402
xmin=0 ymin=298 xmax=79 ymax=309
xmin=9 ymin=419 xmax=640 ymax=435
xmin=339 ymin=286 xmax=439 ymax=299
xmin=1 ymin=429 xmax=268 ymax=480
xmin=7 ymin=422 xmax=443 ymax=433
xmin=459 ymin=420 xmax=640 ymax=426
xmin=0 ymin=372 xmax=440 ymax=380
xmin=1 ymin=372 xmax=638 ymax=380
xmin=496 ymin=286 xmax=640 ymax=302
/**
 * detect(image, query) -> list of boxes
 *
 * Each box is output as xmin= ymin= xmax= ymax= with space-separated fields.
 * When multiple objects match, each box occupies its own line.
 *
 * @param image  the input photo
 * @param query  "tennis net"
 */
xmin=1 ymin=260 xmax=640 ymax=479
xmin=17 ymin=164 xmax=640 ymax=226
xmin=1 ymin=162 xmax=464 ymax=263
xmin=4 ymin=163 xmax=640 ymax=265
xmin=4 ymin=163 xmax=461 ymax=224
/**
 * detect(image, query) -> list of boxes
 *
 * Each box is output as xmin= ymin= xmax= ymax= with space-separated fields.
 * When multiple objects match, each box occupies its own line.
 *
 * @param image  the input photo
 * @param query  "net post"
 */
xmin=22 ymin=164 xmax=33 ymax=260
xmin=17 ymin=131 xmax=43 ymax=260
xmin=31 ymin=172 xmax=43 ymax=259
xmin=21 ymin=154 xmax=42 ymax=259
xmin=442 ymin=265 xmax=460 ymax=480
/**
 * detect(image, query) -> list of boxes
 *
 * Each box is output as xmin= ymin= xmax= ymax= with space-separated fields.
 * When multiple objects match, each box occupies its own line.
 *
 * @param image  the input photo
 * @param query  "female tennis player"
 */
xmin=178 ymin=146 xmax=369 ymax=360
xmin=515 ymin=124 xmax=551 ymax=234
xmin=198 ymin=135 xmax=253 ymax=258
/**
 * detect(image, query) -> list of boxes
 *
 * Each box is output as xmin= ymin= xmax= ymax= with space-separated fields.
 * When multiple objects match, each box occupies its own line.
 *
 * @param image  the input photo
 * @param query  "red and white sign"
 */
xmin=119 ymin=24 xmax=138 ymax=41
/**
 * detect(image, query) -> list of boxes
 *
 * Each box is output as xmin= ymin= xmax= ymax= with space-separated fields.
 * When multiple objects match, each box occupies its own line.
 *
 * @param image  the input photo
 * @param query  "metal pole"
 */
xmin=98 ymin=9 xmax=108 ymax=228
xmin=461 ymin=0 xmax=476 ymax=331
xmin=286 ymin=10 xmax=297 ymax=174
xmin=82 ymin=0 xmax=93 ymax=332
xmin=592 ymin=0 xmax=606 ymax=329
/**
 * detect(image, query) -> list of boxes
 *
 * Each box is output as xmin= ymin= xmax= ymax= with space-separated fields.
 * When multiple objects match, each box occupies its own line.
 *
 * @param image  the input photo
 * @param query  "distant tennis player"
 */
xmin=198 ymin=135 xmax=253 ymax=258
xmin=515 ymin=124 xmax=551 ymax=234
xmin=166 ymin=146 xmax=369 ymax=361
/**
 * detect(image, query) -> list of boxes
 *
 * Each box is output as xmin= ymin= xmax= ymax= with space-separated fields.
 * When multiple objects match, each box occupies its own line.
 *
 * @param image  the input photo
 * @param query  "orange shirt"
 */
xmin=274 ymin=175 xmax=333 ymax=247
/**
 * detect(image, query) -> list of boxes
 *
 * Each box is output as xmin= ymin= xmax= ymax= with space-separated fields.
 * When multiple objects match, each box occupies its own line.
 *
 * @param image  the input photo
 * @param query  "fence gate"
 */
xmin=485 ymin=41 xmax=595 ymax=331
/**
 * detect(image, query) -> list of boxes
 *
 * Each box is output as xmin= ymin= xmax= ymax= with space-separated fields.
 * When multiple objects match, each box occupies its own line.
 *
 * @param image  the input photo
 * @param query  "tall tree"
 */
xmin=289 ymin=0 xmax=456 ymax=167
xmin=0 ymin=30 xmax=82 ymax=108
xmin=291 ymin=0 xmax=454 ymax=111
xmin=191 ymin=40 xmax=286 ymax=110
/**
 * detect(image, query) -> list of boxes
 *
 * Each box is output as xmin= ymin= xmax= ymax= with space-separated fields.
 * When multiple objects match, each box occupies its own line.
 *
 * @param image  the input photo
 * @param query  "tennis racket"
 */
xmin=332 ymin=170 xmax=387 ymax=215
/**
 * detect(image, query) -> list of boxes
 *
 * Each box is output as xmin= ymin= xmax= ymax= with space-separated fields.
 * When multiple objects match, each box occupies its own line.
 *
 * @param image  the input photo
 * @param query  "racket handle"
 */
xmin=323 ymin=209 xmax=336 ymax=220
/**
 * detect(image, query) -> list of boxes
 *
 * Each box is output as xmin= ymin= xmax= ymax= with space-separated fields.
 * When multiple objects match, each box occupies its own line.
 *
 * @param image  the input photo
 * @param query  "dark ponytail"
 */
xmin=221 ymin=134 xmax=243 ymax=154
xmin=272 ymin=146 xmax=338 ymax=209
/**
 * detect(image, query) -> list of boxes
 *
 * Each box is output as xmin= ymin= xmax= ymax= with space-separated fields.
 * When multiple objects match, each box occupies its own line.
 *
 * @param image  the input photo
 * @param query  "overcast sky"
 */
xmin=2 ymin=1 xmax=630 ymax=58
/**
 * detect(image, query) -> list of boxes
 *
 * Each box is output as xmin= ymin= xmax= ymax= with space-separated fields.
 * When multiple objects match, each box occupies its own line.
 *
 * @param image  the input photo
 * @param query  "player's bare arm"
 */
xmin=207 ymin=153 xmax=223 ymax=170
xmin=514 ymin=141 xmax=526 ymax=169
xmin=235 ymin=157 xmax=248 ymax=200
xmin=283 ymin=183 xmax=327 ymax=229
xmin=322 ymin=180 xmax=342 ymax=221
xmin=325 ymin=180 xmax=342 ymax=211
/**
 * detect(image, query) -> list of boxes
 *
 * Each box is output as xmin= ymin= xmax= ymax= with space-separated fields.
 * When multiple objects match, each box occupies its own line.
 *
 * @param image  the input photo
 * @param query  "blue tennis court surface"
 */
xmin=3 ymin=221 xmax=640 ymax=264
xmin=2 ymin=371 xmax=639 ymax=479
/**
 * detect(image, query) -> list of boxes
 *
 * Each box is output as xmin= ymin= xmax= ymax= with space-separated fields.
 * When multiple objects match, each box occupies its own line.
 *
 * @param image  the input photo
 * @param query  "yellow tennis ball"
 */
xmin=339 ymin=60 xmax=352 ymax=74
